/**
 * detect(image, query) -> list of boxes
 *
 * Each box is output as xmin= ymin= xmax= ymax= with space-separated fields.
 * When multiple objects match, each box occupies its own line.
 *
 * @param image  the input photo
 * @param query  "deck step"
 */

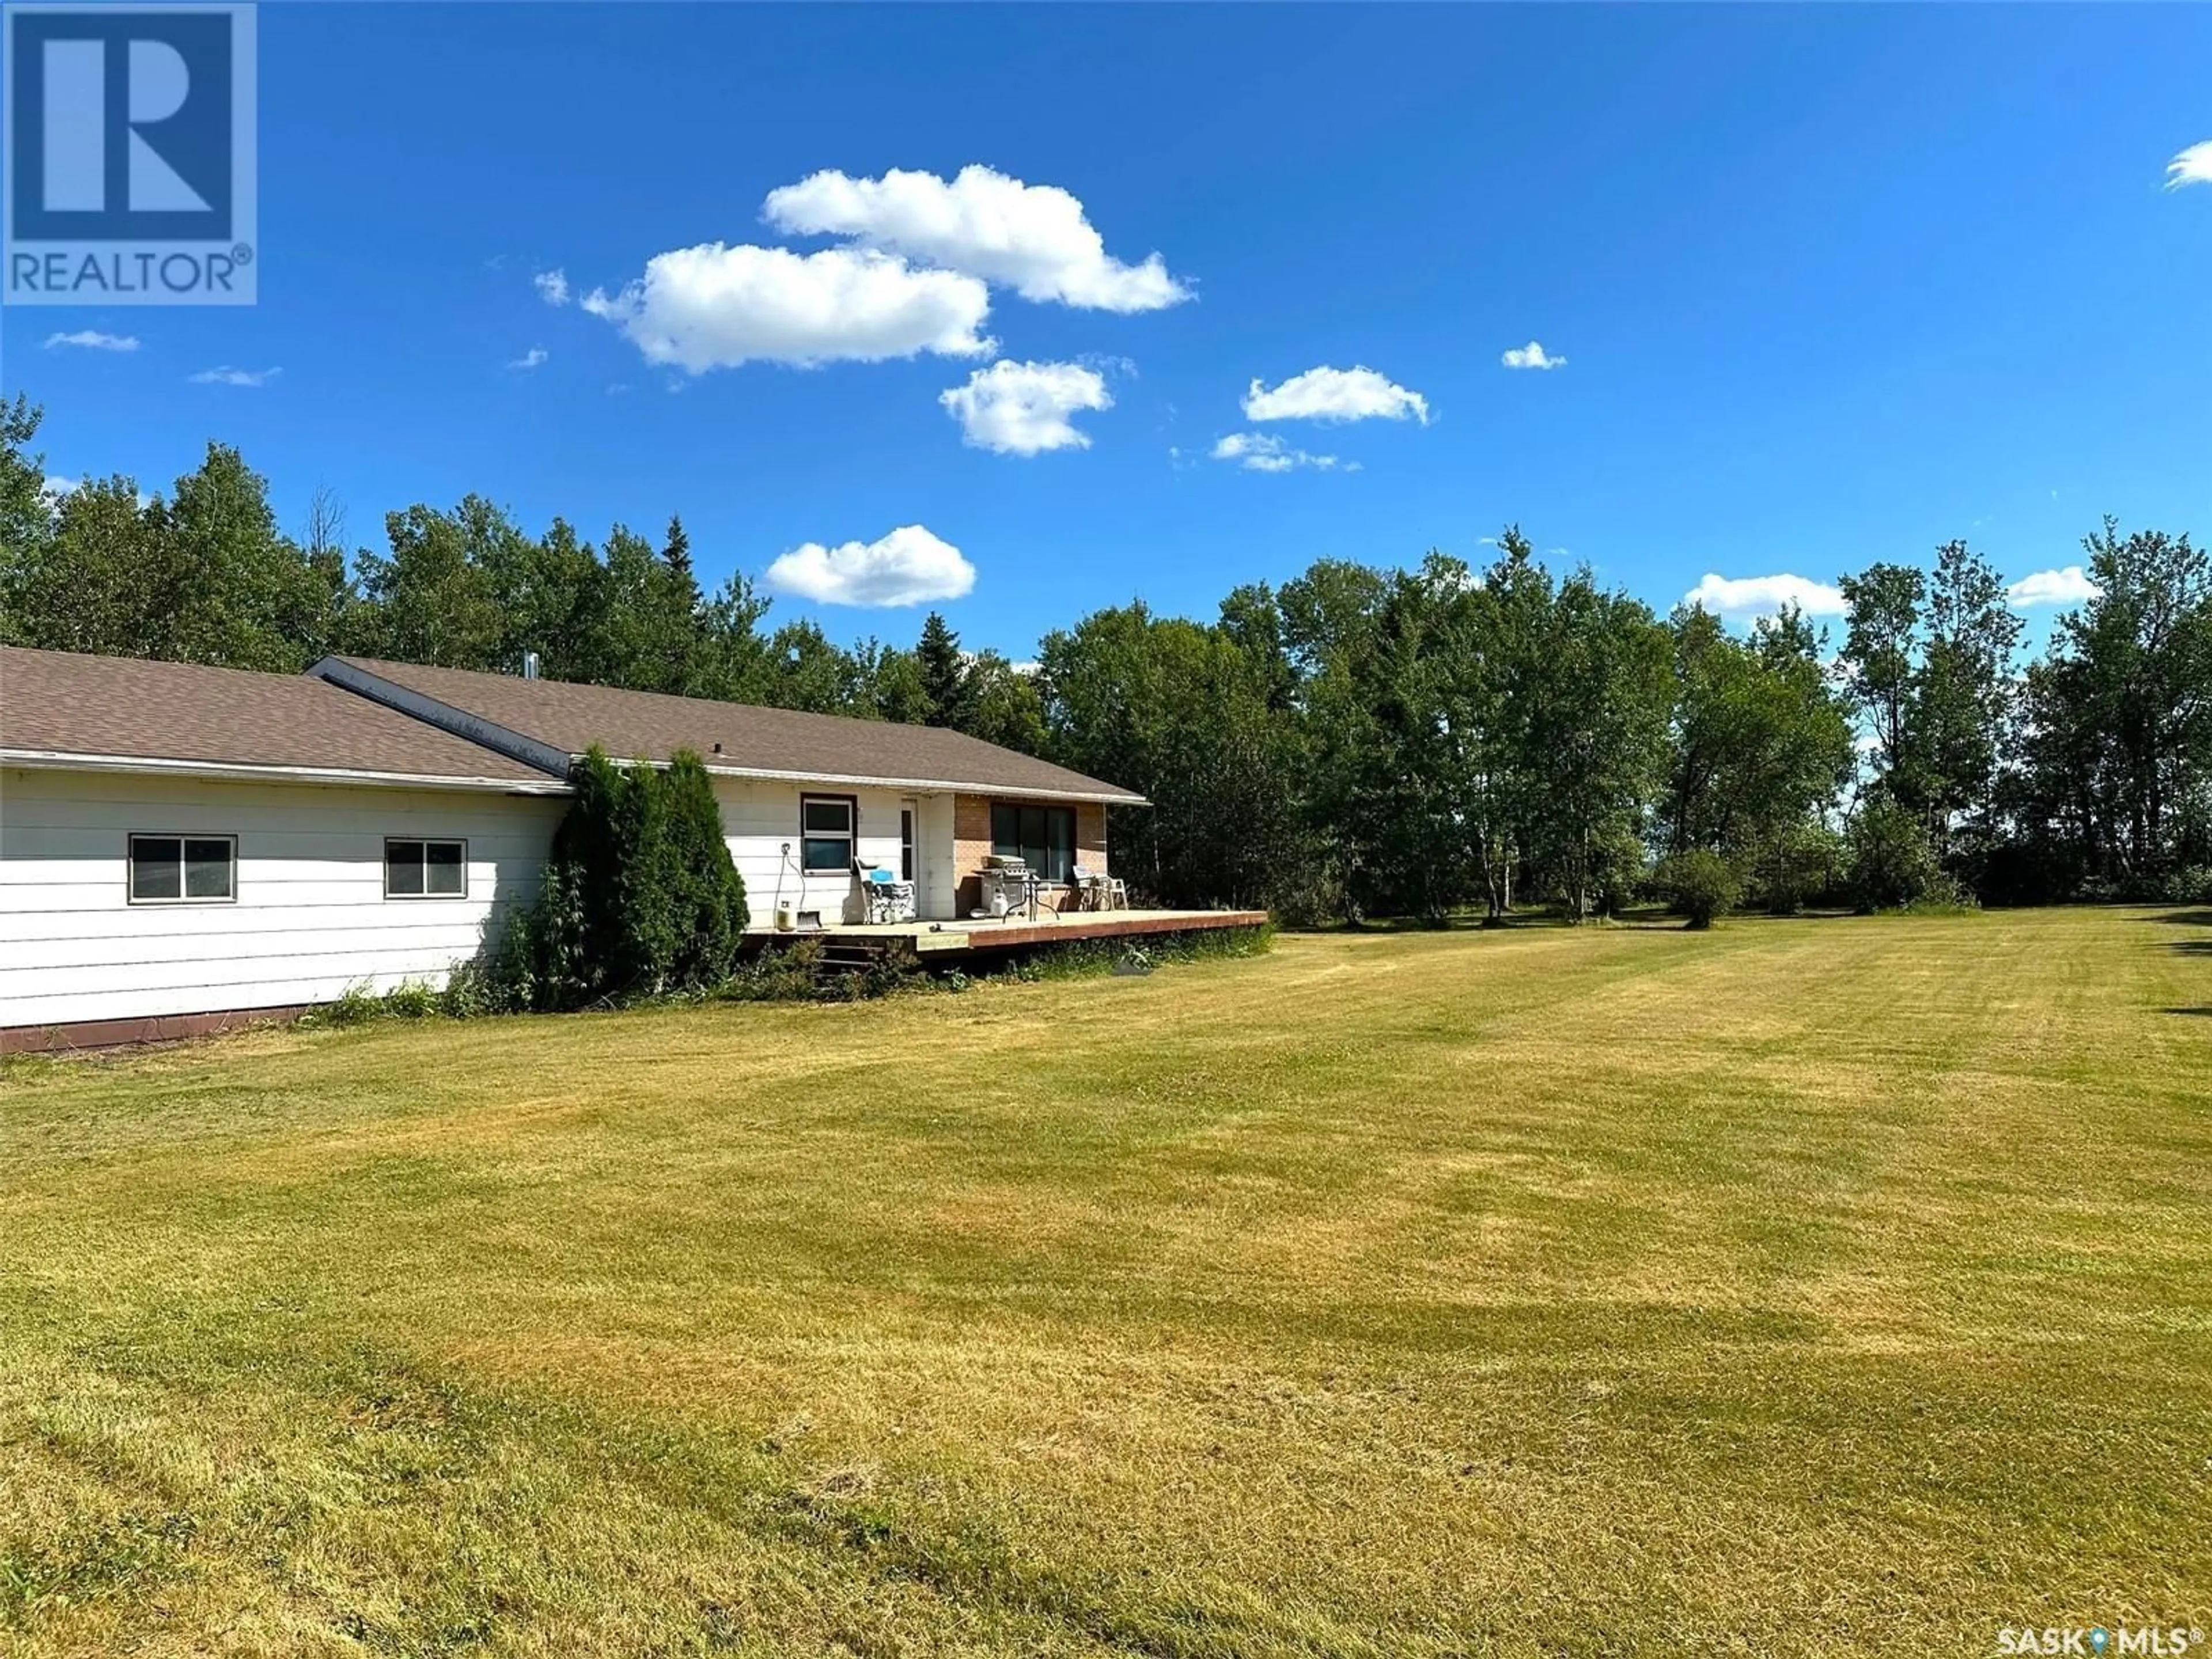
xmin=805 ymin=937 xmax=911 ymax=978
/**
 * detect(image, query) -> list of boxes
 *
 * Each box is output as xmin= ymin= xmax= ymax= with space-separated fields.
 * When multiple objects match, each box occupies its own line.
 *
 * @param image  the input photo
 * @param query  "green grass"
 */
xmin=3 ymin=907 xmax=2208 ymax=1656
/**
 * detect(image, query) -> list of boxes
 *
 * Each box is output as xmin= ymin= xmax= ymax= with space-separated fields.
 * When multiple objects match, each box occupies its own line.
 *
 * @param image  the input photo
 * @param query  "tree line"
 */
xmin=4 ymin=395 xmax=2207 ymax=921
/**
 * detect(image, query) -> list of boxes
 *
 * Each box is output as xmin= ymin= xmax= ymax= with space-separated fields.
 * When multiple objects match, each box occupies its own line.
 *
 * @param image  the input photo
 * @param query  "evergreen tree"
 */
xmin=915 ymin=611 xmax=976 ymax=729
xmin=662 ymin=513 xmax=695 ymax=587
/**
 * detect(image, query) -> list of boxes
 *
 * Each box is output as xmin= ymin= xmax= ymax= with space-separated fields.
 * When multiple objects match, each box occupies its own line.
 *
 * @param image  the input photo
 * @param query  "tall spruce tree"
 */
xmin=915 ymin=611 xmax=976 ymax=730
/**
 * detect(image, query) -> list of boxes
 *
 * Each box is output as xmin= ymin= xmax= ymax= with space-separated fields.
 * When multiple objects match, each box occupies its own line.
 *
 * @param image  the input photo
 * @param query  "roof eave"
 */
xmin=675 ymin=756 xmax=1145 ymax=805
xmin=0 ymin=749 xmax=573 ymax=796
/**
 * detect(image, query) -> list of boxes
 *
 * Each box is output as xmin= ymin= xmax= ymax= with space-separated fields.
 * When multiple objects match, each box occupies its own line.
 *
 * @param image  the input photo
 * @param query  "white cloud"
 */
xmin=534 ymin=268 xmax=571 ymax=305
xmin=763 ymin=165 xmax=1188 ymax=313
xmin=1210 ymin=432 xmax=1355 ymax=474
xmin=2165 ymin=141 xmax=2212 ymax=190
xmin=1501 ymin=340 xmax=1567 ymax=370
xmin=44 ymin=329 xmax=139 ymax=353
xmin=940 ymin=359 xmax=1112 ymax=454
xmin=2006 ymin=566 xmax=2101 ymax=608
xmin=1683 ymin=572 xmax=1847 ymax=619
xmin=507 ymin=346 xmax=548 ymax=370
xmin=189 ymin=366 xmax=280 ymax=387
xmin=1241 ymin=365 xmax=1429 ymax=425
xmin=765 ymin=524 xmax=976 ymax=607
xmin=581 ymin=244 xmax=993 ymax=373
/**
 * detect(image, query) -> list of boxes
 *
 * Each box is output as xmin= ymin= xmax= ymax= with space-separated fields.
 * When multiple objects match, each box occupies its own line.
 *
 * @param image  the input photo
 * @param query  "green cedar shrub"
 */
xmin=496 ymin=745 xmax=748 ymax=1010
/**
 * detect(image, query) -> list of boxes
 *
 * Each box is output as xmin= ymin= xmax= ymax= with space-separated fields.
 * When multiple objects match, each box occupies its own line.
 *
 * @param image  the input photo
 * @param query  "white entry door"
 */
xmin=900 ymin=798 xmax=921 ymax=916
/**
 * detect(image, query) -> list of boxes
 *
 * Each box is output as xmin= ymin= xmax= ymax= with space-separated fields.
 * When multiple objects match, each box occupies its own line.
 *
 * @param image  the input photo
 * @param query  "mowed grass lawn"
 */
xmin=3 ymin=910 xmax=2209 ymax=1657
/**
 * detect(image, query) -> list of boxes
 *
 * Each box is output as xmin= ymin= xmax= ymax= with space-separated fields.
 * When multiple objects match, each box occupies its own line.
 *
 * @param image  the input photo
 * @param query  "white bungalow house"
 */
xmin=0 ymin=645 xmax=1158 ymax=1050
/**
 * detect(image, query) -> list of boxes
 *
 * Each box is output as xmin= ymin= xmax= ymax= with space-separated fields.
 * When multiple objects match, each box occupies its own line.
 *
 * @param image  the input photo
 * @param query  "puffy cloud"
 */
xmin=1501 ymin=340 xmax=1567 ymax=370
xmin=939 ymin=359 xmax=1112 ymax=454
xmin=765 ymin=524 xmax=976 ymax=607
xmin=2165 ymin=141 xmax=2212 ymax=190
xmin=1210 ymin=432 xmax=1355 ymax=474
xmin=44 ymin=329 xmax=138 ymax=352
xmin=40 ymin=475 xmax=77 ymax=501
xmin=763 ymin=165 xmax=1187 ymax=312
xmin=1682 ymin=573 xmax=1847 ymax=619
xmin=534 ymin=268 xmax=571 ymax=305
xmin=188 ymin=365 xmax=280 ymax=387
xmin=2006 ymin=566 xmax=2101 ymax=607
xmin=507 ymin=346 xmax=548 ymax=370
xmin=581 ymin=244 xmax=993 ymax=373
xmin=1241 ymin=365 xmax=1429 ymax=425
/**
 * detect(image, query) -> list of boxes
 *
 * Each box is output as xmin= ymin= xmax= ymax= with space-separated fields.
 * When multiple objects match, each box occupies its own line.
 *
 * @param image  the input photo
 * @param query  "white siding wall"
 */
xmin=0 ymin=767 xmax=563 ymax=1030
xmin=714 ymin=778 xmax=956 ymax=924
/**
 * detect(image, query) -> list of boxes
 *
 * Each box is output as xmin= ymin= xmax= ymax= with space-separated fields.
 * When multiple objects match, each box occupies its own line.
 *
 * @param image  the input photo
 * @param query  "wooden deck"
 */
xmin=749 ymin=907 xmax=1270 ymax=956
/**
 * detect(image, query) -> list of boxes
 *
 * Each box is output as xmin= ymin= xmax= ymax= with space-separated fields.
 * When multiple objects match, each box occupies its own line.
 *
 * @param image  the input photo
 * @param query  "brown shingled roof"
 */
xmin=0 ymin=646 xmax=559 ymax=787
xmin=316 ymin=656 xmax=1147 ymax=804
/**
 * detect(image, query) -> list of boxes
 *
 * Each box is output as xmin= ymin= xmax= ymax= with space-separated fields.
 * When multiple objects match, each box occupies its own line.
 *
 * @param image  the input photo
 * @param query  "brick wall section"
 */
xmin=1077 ymin=802 xmax=1109 ymax=878
xmin=953 ymin=793 xmax=993 ymax=915
xmin=952 ymin=793 xmax=1110 ymax=915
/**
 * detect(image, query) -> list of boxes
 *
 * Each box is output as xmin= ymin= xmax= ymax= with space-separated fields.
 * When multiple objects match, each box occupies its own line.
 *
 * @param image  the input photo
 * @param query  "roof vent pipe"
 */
xmin=521 ymin=650 xmax=540 ymax=681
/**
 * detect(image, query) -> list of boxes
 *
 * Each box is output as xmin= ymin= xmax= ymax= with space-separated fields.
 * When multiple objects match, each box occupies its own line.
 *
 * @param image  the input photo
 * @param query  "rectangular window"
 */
xmin=128 ymin=834 xmax=236 ymax=904
xmin=990 ymin=802 xmax=1075 ymax=885
xmin=801 ymin=794 xmax=855 ymax=873
xmin=900 ymin=806 xmax=916 ymax=882
xmin=386 ymin=838 xmax=468 ymax=899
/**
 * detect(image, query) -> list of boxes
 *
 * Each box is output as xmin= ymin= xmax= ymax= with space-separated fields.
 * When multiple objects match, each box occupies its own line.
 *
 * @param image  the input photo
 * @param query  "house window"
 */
xmin=128 ymin=834 xmax=236 ymax=904
xmin=991 ymin=802 xmax=1075 ymax=884
xmin=801 ymin=795 xmax=855 ymax=873
xmin=900 ymin=806 xmax=916 ymax=882
xmin=385 ymin=838 xmax=467 ymax=899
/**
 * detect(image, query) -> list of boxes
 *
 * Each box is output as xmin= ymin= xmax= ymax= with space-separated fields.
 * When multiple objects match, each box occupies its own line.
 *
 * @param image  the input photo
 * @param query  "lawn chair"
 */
xmin=854 ymin=861 xmax=915 ymax=925
xmin=1070 ymin=865 xmax=1109 ymax=912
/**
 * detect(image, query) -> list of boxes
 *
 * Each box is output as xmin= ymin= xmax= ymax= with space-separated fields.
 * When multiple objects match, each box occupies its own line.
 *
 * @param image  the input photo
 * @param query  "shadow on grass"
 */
xmin=2161 ymin=1007 xmax=2212 ymax=1017
xmin=2137 ymin=908 xmax=2212 ymax=927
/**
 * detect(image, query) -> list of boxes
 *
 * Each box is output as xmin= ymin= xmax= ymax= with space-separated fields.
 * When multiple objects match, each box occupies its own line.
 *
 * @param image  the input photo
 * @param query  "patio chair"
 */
xmin=853 ymin=861 xmax=915 ymax=926
xmin=1070 ymin=864 xmax=1108 ymax=912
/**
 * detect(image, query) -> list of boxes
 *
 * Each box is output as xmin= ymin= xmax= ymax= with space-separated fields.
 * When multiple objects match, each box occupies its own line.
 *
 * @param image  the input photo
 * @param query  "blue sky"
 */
xmin=8 ymin=3 xmax=2211 ymax=657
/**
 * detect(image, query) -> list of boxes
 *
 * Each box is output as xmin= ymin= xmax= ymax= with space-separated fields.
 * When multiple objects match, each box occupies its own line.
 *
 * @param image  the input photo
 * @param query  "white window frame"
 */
xmin=800 ymin=794 xmax=857 ymax=876
xmin=127 ymin=832 xmax=238 ymax=906
xmin=384 ymin=836 xmax=469 ymax=900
